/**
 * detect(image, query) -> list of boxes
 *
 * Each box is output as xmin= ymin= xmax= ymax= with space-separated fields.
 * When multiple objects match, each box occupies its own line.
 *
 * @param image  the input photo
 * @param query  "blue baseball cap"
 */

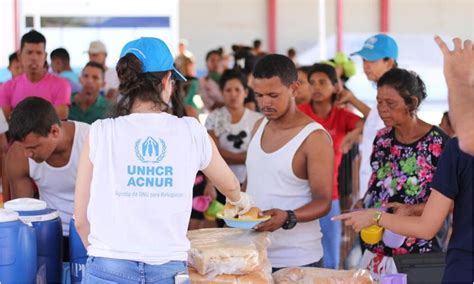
xmin=351 ymin=34 xmax=398 ymax=61
xmin=120 ymin=37 xmax=186 ymax=81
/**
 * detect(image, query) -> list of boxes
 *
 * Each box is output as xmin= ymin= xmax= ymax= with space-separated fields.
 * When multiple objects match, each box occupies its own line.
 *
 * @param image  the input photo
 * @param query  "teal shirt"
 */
xmin=68 ymin=93 xmax=110 ymax=124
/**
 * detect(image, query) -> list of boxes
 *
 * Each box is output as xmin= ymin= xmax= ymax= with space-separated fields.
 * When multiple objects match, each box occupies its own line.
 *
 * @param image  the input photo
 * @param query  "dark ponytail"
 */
xmin=113 ymin=53 xmax=169 ymax=117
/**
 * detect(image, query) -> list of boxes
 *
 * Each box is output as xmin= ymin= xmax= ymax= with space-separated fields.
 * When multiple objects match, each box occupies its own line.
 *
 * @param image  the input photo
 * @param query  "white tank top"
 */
xmin=87 ymin=113 xmax=212 ymax=265
xmin=246 ymin=118 xmax=326 ymax=268
xmin=29 ymin=121 xmax=90 ymax=236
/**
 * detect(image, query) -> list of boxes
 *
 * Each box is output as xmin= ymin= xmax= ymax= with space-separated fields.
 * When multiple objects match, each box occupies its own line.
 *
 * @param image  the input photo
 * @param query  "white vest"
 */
xmin=358 ymin=108 xmax=385 ymax=199
xmin=29 ymin=121 xmax=90 ymax=236
xmin=87 ymin=113 xmax=212 ymax=265
xmin=246 ymin=118 xmax=325 ymax=268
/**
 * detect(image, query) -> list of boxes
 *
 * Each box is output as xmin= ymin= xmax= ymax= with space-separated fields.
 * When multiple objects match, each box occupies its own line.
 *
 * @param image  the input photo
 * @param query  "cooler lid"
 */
xmin=0 ymin=208 xmax=19 ymax=222
xmin=4 ymin=198 xmax=47 ymax=211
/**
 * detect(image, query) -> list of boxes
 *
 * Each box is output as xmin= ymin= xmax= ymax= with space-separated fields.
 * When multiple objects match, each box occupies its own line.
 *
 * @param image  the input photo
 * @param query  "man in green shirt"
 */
xmin=69 ymin=62 xmax=110 ymax=124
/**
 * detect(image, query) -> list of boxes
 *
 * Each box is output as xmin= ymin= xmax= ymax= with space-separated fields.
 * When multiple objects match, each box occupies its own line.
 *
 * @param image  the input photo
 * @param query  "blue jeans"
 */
xmin=83 ymin=256 xmax=188 ymax=284
xmin=320 ymin=199 xmax=342 ymax=269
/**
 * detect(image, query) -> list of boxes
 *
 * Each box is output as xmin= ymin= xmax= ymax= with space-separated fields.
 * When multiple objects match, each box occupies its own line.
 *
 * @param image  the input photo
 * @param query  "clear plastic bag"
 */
xmin=189 ymin=267 xmax=273 ymax=283
xmin=272 ymin=267 xmax=373 ymax=284
xmin=187 ymin=228 xmax=271 ymax=278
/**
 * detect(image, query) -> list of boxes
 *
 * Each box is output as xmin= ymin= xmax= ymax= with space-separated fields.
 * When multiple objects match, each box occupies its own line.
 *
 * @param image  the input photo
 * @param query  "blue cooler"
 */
xmin=5 ymin=198 xmax=63 ymax=283
xmin=0 ymin=208 xmax=37 ymax=283
xmin=69 ymin=218 xmax=87 ymax=283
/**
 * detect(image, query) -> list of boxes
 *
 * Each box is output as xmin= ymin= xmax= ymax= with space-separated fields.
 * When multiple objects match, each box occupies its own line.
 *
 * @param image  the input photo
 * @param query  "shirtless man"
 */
xmin=4 ymin=97 xmax=89 ymax=259
xmin=246 ymin=54 xmax=334 ymax=271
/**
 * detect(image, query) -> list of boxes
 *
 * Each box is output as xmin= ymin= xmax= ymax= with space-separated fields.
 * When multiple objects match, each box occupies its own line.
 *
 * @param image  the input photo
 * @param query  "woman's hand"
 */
xmin=228 ymin=192 xmax=252 ymax=215
xmin=332 ymin=209 xmax=379 ymax=232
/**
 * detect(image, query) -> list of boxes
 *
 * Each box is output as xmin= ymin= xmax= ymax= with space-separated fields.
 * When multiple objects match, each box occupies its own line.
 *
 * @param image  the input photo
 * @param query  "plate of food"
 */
xmin=216 ymin=204 xmax=271 ymax=229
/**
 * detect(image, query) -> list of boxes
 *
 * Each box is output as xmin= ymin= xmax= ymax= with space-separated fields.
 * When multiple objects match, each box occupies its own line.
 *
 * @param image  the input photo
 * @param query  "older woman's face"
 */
xmin=376 ymin=85 xmax=411 ymax=127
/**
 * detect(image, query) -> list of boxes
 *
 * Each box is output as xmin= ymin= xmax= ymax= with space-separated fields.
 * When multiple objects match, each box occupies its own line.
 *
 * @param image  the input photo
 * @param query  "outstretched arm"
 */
xmin=333 ymin=189 xmax=452 ymax=240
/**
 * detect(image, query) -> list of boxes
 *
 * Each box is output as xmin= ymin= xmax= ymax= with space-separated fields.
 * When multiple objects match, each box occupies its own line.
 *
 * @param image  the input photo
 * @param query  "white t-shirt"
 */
xmin=29 ymin=121 xmax=90 ymax=236
xmin=205 ymin=107 xmax=262 ymax=183
xmin=87 ymin=113 xmax=212 ymax=264
xmin=358 ymin=107 xmax=385 ymax=199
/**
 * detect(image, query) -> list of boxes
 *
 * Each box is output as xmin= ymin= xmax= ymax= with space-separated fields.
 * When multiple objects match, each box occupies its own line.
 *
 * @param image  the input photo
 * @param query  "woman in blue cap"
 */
xmin=351 ymin=34 xmax=399 ymax=202
xmin=74 ymin=37 xmax=251 ymax=283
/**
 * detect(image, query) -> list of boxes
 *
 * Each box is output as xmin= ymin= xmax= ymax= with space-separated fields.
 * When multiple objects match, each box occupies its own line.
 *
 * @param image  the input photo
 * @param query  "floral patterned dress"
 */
xmin=363 ymin=126 xmax=449 ymax=256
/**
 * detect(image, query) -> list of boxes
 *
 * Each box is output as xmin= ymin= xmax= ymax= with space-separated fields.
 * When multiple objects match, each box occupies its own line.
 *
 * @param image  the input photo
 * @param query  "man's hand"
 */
xmin=254 ymin=209 xmax=288 ymax=232
xmin=435 ymin=36 xmax=474 ymax=88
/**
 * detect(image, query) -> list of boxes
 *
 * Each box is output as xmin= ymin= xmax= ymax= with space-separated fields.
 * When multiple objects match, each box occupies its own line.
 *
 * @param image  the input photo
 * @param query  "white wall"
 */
xmin=276 ymin=0 xmax=319 ymax=55
xmin=0 ymin=0 xmax=16 ymax=67
xmin=391 ymin=0 xmax=474 ymax=39
xmin=179 ymin=0 xmax=267 ymax=70
xmin=179 ymin=0 xmax=474 ymax=70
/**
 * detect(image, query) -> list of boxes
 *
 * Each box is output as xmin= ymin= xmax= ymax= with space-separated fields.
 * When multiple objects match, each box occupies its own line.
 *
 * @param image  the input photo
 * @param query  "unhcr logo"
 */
xmin=134 ymin=137 xmax=167 ymax=163
xmin=364 ymin=36 xmax=377 ymax=49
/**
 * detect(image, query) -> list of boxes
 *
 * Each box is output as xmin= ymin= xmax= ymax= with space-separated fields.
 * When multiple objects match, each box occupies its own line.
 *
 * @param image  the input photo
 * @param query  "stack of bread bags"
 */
xmin=272 ymin=267 xmax=374 ymax=283
xmin=187 ymin=226 xmax=273 ymax=283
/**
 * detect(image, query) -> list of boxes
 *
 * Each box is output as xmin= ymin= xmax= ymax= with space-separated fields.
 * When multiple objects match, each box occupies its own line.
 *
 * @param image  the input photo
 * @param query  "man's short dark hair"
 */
xmin=252 ymin=54 xmax=297 ymax=87
xmin=83 ymin=61 xmax=106 ymax=78
xmin=253 ymin=39 xmax=262 ymax=49
xmin=20 ymin=30 xmax=46 ymax=50
xmin=205 ymin=49 xmax=221 ymax=61
xmin=9 ymin=97 xmax=60 ymax=141
xmin=50 ymin=48 xmax=70 ymax=63
xmin=8 ymin=52 xmax=19 ymax=66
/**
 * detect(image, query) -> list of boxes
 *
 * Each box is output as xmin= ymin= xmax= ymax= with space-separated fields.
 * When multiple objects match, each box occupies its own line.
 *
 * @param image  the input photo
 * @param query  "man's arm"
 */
xmin=295 ymin=130 xmax=333 ymax=222
xmin=5 ymin=143 xmax=36 ymax=198
xmin=55 ymin=105 xmax=69 ymax=121
xmin=435 ymin=36 xmax=474 ymax=154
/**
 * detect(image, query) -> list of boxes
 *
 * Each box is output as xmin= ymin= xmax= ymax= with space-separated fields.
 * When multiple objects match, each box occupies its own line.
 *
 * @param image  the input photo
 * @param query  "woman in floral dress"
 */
xmin=359 ymin=68 xmax=450 ymax=279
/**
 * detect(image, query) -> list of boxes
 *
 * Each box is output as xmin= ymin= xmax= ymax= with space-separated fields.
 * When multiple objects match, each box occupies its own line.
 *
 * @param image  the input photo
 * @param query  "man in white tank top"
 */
xmin=4 ymin=97 xmax=89 ymax=261
xmin=246 ymin=54 xmax=334 ymax=270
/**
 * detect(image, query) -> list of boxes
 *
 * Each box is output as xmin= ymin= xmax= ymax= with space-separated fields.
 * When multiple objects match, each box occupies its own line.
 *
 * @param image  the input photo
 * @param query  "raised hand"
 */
xmin=435 ymin=36 xmax=474 ymax=88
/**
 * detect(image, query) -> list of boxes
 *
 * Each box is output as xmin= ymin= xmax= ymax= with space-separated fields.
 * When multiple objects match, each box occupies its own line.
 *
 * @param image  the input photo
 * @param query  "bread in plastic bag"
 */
xmin=187 ymin=228 xmax=271 ymax=277
xmin=189 ymin=267 xmax=272 ymax=284
xmin=272 ymin=267 xmax=373 ymax=284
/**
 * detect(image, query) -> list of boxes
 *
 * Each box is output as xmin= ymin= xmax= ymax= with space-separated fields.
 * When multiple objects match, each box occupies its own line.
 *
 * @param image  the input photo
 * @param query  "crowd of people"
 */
xmin=0 ymin=28 xmax=472 ymax=283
